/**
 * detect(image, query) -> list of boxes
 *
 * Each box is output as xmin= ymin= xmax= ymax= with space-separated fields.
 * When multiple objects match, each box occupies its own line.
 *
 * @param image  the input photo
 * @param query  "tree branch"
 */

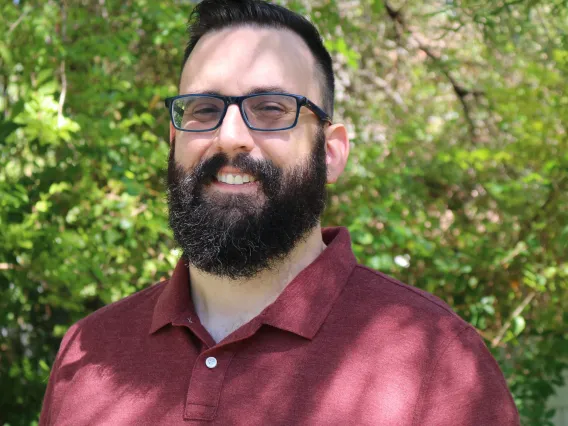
xmin=57 ymin=60 xmax=67 ymax=127
xmin=489 ymin=0 xmax=527 ymax=17
xmin=57 ymin=0 xmax=68 ymax=128
xmin=383 ymin=1 xmax=483 ymax=141
xmin=8 ymin=9 xmax=30 ymax=34
xmin=491 ymin=291 xmax=536 ymax=347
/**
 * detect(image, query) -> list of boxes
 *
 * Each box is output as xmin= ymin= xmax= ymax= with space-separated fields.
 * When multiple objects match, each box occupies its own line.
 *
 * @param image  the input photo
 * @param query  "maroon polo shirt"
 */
xmin=40 ymin=227 xmax=519 ymax=425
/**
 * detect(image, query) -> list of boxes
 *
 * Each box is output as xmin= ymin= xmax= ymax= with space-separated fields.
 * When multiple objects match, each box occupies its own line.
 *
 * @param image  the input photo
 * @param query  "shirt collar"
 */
xmin=259 ymin=227 xmax=357 ymax=339
xmin=149 ymin=227 xmax=358 ymax=339
xmin=149 ymin=259 xmax=193 ymax=334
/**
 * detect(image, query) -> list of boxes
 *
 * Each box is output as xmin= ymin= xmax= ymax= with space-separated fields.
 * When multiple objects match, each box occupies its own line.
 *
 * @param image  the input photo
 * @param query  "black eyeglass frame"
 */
xmin=164 ymin=92 xmax=332 ymax=132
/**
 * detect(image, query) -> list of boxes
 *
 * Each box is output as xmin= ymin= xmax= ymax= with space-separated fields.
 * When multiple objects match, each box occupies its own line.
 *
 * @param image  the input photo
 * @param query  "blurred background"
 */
xmin=1 ymin=0 xmax=567 ymax=425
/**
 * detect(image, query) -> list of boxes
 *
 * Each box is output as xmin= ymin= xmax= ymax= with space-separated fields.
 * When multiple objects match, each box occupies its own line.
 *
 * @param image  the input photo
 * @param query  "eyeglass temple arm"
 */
xmin=304 ymin=98 xmax=332 ymax=124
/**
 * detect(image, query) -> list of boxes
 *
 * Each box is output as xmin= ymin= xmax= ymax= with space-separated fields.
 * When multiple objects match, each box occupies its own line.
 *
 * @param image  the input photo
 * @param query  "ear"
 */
xmin=324 ymin=123 xmax=350 ymax=184
xmin=169 ymin=122 xmax=176 ymax=146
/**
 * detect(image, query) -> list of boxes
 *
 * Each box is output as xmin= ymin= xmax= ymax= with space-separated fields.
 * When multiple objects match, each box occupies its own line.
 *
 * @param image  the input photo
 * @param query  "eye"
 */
xmin=253 ymin=102 xmax=288 ymax=114
xmin=186 ymin=104 xmax=223 ymax=123
xmin=191 ymin=104 xmax=221 ymax=114
xmin=259 ymin=103 xmax=285 ymax=111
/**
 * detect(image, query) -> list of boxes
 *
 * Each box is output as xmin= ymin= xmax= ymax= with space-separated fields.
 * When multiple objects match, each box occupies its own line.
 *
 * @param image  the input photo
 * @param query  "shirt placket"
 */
xmin=172 ymin=313 xmax=259 ymax=422
xmin=184 ymin=348 xmax=235 ymax=421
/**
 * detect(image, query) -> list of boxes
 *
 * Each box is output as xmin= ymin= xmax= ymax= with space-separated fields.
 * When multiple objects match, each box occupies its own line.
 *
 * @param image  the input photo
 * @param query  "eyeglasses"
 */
xmin=164 ymin=92 xmax=332 ymax=132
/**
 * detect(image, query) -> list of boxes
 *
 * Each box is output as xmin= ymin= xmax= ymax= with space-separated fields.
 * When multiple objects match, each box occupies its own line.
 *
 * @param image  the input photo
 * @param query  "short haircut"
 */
xmin=182 ymin=0 xmax=335 ymax=118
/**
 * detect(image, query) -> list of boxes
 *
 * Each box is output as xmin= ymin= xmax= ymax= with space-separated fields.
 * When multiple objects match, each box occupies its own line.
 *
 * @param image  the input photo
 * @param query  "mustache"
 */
xmin=192 ymin=152 xmax=282 ymax=187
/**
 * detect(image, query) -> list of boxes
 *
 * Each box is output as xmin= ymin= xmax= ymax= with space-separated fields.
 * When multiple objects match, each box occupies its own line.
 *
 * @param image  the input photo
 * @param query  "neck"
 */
xmin=189 ymin=225 xmax=326 ymax=343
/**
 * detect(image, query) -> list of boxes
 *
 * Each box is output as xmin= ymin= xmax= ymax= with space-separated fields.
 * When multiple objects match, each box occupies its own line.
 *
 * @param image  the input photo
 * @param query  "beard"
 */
xmin=167 ymin=129 xmax=328 ymax=279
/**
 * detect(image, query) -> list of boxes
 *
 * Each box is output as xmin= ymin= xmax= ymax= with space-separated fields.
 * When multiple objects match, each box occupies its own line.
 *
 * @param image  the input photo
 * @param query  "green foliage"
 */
xmin=1 ymin=1 xmax=566 ymax=425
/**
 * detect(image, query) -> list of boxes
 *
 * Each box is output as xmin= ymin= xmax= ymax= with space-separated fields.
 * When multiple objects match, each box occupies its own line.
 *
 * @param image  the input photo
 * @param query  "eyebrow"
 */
xmin=186 ymin=86 xmax=295 ymax=97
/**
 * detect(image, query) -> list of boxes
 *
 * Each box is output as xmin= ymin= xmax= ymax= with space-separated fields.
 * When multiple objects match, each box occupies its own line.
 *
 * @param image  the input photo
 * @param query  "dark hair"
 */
xmin=182 ymin=0 xmax=335 ymax=117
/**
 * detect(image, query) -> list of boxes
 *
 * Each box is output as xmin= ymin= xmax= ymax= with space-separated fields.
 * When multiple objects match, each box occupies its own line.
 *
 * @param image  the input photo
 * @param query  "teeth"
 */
xmin=216 ymin=173 xmax=256 ymax=185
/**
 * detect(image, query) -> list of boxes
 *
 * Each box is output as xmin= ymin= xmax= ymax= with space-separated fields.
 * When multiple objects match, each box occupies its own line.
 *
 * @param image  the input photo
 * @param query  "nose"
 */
xmin=215 ymin=104 xmax=255 ymax=155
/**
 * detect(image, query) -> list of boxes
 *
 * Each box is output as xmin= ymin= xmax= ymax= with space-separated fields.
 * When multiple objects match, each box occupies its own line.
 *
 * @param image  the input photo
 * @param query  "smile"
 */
xmin=215 ymin=173 xmax=257 ymax=185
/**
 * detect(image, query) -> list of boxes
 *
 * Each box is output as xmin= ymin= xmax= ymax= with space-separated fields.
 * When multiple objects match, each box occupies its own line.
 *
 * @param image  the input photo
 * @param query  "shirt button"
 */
xmin=205 ymin=356 xmax=218 ymax=369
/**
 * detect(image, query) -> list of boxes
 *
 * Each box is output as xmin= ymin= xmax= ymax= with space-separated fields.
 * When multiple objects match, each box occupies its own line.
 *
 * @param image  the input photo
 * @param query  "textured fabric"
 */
xmin=40 ymin=227 xmax=519 ymax=425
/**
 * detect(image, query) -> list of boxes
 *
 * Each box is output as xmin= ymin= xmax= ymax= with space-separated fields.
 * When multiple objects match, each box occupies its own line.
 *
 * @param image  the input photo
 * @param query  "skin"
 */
xmin=171 ymin=25 xmax=350 ymax=343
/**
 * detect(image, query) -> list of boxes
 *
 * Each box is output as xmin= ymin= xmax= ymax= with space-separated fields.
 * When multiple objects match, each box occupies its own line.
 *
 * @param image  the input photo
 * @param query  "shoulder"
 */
xmin=61 ymin=280 xmax=168 ymax=347
xmin=339 ymin=266 xmax=519 ymax=422
xmin=333 ymin=264 xmax=485 ymax=361
xmin=83 ymin=280 xmax=166 ymax=324
xmin=345 ymin=264 xmax=466 ymax=328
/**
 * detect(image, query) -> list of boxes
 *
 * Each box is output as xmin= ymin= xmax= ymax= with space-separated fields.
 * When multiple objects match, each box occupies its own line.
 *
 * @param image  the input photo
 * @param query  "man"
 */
xmin=40 ymin=0 xmax=520 ymax=424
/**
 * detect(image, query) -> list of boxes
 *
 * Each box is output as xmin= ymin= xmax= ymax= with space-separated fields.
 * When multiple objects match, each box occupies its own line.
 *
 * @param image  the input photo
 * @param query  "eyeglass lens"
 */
xmin=171 ymin=94 xmax=299 ymax=131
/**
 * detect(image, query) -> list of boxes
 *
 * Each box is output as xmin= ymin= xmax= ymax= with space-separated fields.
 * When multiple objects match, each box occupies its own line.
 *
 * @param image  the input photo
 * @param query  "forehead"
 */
xmin=180 ymin=26 xmax=320 ymax=100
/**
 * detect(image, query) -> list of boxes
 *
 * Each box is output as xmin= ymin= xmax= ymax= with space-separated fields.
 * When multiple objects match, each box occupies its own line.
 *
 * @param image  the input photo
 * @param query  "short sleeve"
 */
xmin=413 ymin=325 xmax=520 ymax=426
xmin=39 ymin=322 xmax=81 ymax=426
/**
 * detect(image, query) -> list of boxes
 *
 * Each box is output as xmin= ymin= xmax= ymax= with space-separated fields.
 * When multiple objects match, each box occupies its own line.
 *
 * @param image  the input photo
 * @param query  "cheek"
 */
xmin=258 ymin=127 xmax=315 ymax=167
xmin=256 ymin=143 xmax=288 ymax=168
xmin=174 ymin=134 xmax=211 ymax=169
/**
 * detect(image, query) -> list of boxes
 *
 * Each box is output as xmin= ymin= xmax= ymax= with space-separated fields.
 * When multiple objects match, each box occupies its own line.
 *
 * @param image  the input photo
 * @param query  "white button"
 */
xmin=205 ymin=356 xmax=217 ymax=369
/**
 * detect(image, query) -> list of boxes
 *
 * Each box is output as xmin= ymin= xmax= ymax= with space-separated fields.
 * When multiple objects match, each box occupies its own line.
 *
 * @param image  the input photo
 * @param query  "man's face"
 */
xmin=173 ymin=26 xmax=324 ymax=173
xmin=167 ymin=26 xmax=329 ymax=278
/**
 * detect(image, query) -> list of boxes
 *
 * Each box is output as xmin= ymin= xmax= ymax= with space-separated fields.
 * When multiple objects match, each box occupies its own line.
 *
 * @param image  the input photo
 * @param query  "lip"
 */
xmin=217 ymin=166 xmax=251 ymax=175
xmin=211 ymin=178 xmax=260 ymax=193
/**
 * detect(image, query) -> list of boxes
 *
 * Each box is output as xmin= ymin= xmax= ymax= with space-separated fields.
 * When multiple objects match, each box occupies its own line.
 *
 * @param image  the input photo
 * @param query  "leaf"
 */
xmin=0 ymin=120 xmax=24 ymax=143
xmin=512 ymin=316 xmax=526 ymax=336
